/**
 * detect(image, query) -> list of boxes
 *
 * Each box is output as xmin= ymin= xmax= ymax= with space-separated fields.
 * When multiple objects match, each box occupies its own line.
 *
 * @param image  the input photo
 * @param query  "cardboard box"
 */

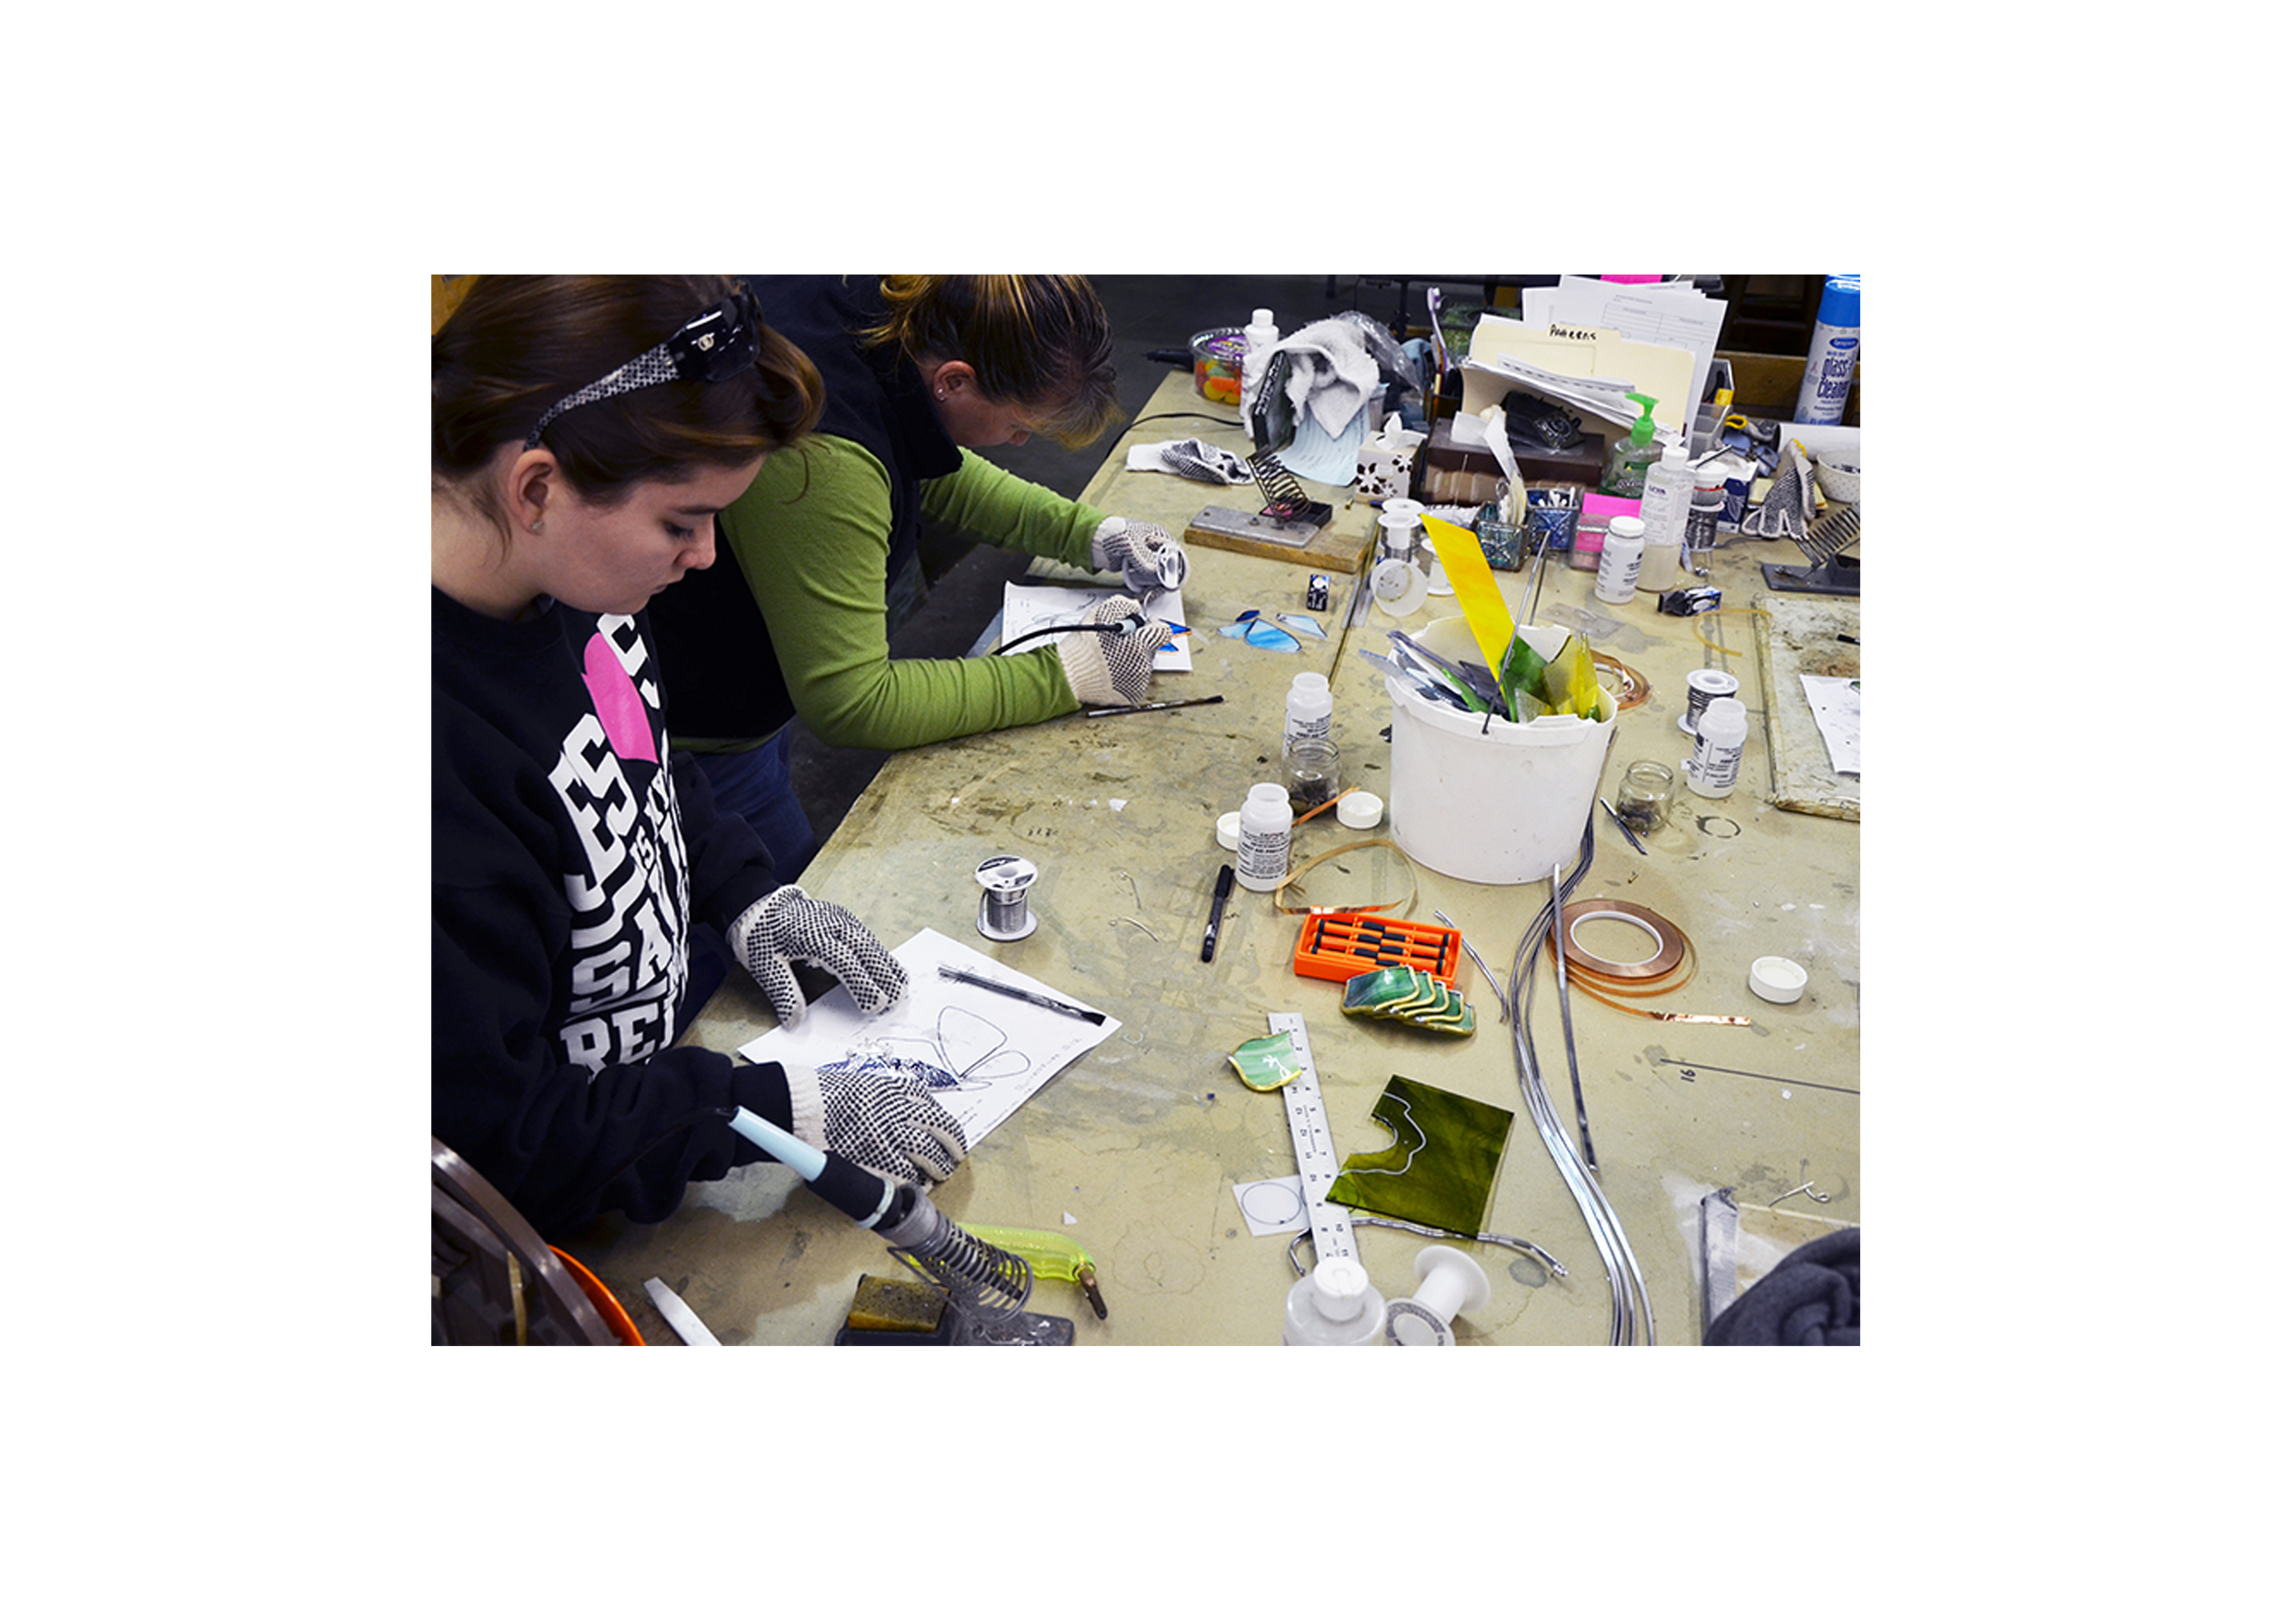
xmin=1411 ymin=417 xmax=1604 ymax=507
xmin=1716 ymin=350 xmax=1861 ymax=427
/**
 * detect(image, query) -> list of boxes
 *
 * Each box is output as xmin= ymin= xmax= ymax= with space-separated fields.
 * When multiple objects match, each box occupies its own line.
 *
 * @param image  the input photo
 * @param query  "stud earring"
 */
xmin=530 ymin=519 xmax=544 ymax=533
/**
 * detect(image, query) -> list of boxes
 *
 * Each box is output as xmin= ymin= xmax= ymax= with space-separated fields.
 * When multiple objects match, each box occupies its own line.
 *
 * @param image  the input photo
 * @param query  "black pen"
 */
xmin=1201 ymin=864 xmax=1236 ymax=962
xmin=936 ymin=964 xmax=1107 ymax=1025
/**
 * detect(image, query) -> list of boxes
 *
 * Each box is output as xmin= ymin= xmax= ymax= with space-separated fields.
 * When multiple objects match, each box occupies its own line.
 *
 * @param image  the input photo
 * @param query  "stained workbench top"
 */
xmin=568 ymin=370 xmax=1861 ymax=1347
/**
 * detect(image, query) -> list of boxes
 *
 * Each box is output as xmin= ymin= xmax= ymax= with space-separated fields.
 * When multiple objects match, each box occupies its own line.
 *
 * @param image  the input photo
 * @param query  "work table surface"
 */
xmin=571 ymin=371 xmax=1862 ymax=1346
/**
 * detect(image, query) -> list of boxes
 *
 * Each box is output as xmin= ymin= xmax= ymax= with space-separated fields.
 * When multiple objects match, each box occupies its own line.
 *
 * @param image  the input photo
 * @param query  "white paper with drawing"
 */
xmin=737 ymin=927 xmax=1118 ymax=1146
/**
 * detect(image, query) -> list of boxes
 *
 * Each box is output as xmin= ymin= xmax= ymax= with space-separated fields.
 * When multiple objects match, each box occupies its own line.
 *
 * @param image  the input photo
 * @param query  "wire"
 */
xmin=989 ymin=614 xmax=1147 ymax=657
xmin=1507 ymin=816 xmax=1658 ymax=1346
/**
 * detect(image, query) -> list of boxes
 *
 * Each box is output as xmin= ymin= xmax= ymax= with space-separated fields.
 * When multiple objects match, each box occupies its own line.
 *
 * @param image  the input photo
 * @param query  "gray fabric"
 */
xmin=1705 ymin=1228 xmax=1860 ymax=1345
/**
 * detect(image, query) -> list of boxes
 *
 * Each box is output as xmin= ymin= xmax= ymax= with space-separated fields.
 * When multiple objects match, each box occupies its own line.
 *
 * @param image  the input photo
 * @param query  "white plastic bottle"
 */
xmin=1284 ymin=672 xmax=1332 ymax=747
xmin=1282 ymin=1257 xmax=1387 ymax=1345
xmin=1595 ymin=514 xmax=1647 ymax=603
xmin=1794 ymin=276 xmax=1861 ymax=426
xmin=1684 ymin=696 xmax=1748 ymax=796
xmin=1636 ymin=442 xmax=1693 ymax=594
xmin=1240 ymin=307 xmax=1279 ymax=427
xmin=1236 ymin=782 xmax=1293 ymax=892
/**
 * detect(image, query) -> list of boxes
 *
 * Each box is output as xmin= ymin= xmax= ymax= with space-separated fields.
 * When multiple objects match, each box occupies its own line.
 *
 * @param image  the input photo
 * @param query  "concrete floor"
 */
xmin=783 ymin=273 xmax=1506 ymax=853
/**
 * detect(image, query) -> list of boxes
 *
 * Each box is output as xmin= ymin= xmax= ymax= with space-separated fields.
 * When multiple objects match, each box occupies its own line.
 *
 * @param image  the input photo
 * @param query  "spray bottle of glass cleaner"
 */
xmin=1794 ymin=276 xmax=1861 ymax=426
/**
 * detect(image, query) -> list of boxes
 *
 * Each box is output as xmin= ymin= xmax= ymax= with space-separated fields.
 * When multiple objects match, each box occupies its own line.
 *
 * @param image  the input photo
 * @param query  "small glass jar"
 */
xmin=1282 ymin=736 xmax=1342 ymax=816
xmin=1613 ymin=760 xmax=1674 ymax=835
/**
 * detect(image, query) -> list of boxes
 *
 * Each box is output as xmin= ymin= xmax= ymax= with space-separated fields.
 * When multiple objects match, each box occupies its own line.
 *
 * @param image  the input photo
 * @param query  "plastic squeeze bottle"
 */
xmin=1240 ymin=307 xmax=1279 ymax=428
xmin=1600 ymin=392 xmax=1661 ymax=498
xmin=1635 ymin=440 xmax=1694 ymax=593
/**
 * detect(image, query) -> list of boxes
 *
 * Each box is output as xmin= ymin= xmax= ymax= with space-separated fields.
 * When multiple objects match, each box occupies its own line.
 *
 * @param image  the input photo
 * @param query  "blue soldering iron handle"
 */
xmin=727 ymin=1110 xmax=1032 ymax=1316
xmin=728 ymin=1106 xmax=896 ymax=1227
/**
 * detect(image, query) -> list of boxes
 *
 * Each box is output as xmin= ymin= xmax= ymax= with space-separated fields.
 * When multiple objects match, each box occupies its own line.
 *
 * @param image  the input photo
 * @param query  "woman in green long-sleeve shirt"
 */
xmin=647 ymin=275 xmax=1190 ymax=874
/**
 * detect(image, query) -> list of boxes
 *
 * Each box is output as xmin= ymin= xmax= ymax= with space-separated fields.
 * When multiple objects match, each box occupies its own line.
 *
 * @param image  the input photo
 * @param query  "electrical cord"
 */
xmin=989 ymin=613 xmax=1148 ymax=657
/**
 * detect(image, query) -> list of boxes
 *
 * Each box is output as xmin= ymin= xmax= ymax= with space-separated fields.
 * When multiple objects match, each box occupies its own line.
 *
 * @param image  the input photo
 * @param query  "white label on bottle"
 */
xmin=1284 ymin=715 xmax=1331 ymax=745
xmin=1237 ymin=828 xmax=1290 ymax=886
xmin=1689 ymin=737 xmax=1743 ymax=791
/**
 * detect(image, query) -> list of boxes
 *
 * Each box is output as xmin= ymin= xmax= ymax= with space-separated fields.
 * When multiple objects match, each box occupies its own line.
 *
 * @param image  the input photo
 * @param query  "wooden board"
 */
xmin=1754 ymin=593 xmax=1860 ymax=821
xmin=1181 ymin=505 xmax=1376 ymax=576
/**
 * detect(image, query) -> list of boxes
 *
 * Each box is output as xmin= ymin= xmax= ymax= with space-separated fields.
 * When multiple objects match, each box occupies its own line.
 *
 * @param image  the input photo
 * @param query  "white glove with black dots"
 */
xmin=1054 ymin=595 xmax=1171 ymax=709
xmin=1090 ymin=516 xmax=1189 ymax=594
xmin=729 ymin=885 xmax=907 ymax=1029
xmin=786 ymin=1055 xmax=969 ymax=1185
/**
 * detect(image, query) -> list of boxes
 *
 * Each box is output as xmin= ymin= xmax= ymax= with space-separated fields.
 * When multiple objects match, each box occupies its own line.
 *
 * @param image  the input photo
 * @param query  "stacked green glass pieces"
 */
xmin=1339 ymin=965 xmax=1477 ymax=1037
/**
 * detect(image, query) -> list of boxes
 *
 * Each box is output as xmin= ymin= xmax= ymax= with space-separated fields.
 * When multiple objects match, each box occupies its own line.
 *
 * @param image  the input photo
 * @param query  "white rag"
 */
xmin=1273 ymin=318 xmax=1384 ymax=437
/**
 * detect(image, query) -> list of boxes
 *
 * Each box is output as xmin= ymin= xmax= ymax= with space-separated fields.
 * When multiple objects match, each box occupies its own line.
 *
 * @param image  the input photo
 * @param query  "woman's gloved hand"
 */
xmin=1091 ymin=516 xmax=1189 ymax=593
xmin=729 ymin=884 xmax=908 ymax=1029
xmin=1055 ymin=595 xmax=1171 ymax=708
xmin=788 ymin=1056 xmax=969 ymax=1185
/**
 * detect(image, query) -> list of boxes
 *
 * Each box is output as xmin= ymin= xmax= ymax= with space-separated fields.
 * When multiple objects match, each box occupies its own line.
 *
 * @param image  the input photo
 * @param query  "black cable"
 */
xmin=1126 ymin=410 xmax=1242 ymax=430
xmin=989 ymin=613 xmax=1147 ymax=657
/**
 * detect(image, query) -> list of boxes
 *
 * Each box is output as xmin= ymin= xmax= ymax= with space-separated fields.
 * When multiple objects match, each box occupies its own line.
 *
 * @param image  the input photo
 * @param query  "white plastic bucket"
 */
xmin=1384 ymin=617 xmax=1618 ymax=885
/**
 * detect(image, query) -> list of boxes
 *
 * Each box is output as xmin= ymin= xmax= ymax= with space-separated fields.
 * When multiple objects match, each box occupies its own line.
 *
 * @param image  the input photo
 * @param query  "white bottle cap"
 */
xmin=1252 ymin=308 xmax=1274 ymax=326
xmin=1749 ymin=955 xmax=1808 ymax=1004
xmin=1337 ymin=791 xmax=1384 ymax=829
xmin=1311 ymin=1258 xmax=1371 ymax=1321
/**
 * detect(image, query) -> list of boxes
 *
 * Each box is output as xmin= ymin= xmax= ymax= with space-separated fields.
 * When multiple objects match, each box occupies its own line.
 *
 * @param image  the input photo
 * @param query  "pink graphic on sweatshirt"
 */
xmin=581 ymin=632 xmax=658 ymax=765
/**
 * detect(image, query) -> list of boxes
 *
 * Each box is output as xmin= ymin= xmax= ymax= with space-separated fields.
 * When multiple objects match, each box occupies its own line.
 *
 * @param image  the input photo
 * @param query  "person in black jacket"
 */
xmin=432 ymin=276 xmax=968 ymax=1241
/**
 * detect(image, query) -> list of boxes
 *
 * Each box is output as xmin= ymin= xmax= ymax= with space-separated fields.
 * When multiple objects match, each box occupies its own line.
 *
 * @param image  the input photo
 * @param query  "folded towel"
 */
xmin=1705 ymin=1227 xmax=1860 ymax=1345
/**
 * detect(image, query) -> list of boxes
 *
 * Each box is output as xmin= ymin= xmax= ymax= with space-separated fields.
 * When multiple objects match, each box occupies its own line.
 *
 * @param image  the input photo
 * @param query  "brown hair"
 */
xmin=432 ymin=276 xmax=824 ymax=542
xmin=861 ymin=276 xmax=1119 ymax=447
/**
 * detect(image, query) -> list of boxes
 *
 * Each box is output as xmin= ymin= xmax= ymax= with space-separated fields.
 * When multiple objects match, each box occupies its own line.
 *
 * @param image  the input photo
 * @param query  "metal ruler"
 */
xmin=1266 ymin=1013 xmax=1355 ymax=1267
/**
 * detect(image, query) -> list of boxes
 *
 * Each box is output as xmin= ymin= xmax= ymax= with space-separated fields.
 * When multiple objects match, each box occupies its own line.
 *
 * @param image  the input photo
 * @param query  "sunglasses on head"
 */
xmin=523 ymin=288 xmax=765 ymax=449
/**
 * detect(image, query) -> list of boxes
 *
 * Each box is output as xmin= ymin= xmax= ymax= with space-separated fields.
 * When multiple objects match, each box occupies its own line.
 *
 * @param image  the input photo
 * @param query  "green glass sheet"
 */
xmin=1228 ymin=1031 xmax=1303 ymax=1092
xmin=1326 ymin=1075 xmax=1513 ymax=1235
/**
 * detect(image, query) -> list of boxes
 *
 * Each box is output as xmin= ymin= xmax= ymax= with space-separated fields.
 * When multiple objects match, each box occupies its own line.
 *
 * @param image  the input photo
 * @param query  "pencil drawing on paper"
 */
xmin=830 ymin=1005 xmax=1034 ymax=1093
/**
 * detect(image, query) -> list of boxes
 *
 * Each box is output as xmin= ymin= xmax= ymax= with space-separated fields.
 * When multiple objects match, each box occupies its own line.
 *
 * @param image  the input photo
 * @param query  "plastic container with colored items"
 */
xmin=1383 ymin=616 xmax=1618 ymax=885
xmin=1190 ymin=327 xmax=1246 ymax=405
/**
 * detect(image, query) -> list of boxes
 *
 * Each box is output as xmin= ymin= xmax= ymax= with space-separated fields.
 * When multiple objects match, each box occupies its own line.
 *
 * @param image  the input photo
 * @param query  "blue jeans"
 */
xmin=691 ymin=728 xmax=820 ymax=882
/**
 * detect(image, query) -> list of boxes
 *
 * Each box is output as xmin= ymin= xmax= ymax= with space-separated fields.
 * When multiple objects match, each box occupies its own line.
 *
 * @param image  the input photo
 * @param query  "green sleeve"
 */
xmin=918 ymin=448 xmax=1109 ymax=569
xmin=716 ymin=436 xmax=1092 ymax=752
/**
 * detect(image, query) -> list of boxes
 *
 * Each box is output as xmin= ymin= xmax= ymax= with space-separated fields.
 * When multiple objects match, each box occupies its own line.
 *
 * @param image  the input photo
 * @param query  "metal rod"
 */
xmin=1434 ymin=909 xmax=1509 ymax=1025
xmin=1550 ymin=860 xmax=1597 ymax=1177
